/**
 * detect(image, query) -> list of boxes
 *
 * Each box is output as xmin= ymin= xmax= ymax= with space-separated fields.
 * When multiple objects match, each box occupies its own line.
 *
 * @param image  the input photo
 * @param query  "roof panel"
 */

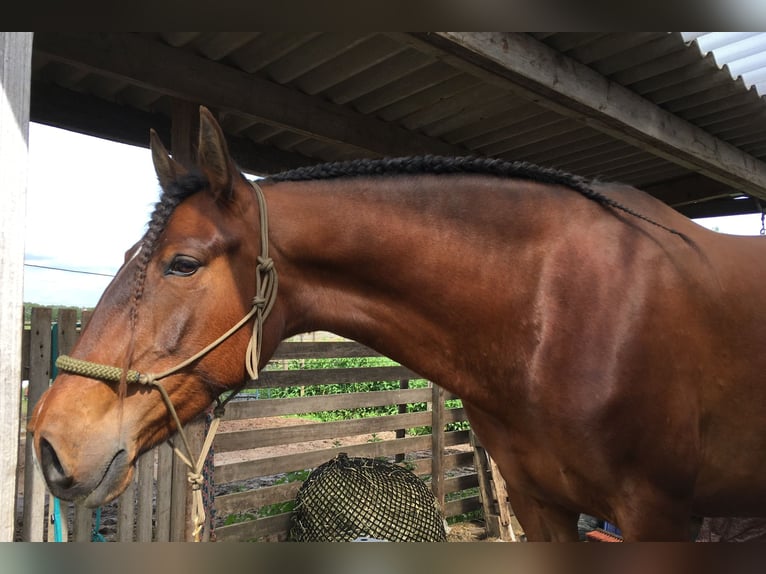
xmin=29 ymin=32 xmax=766 ymax=214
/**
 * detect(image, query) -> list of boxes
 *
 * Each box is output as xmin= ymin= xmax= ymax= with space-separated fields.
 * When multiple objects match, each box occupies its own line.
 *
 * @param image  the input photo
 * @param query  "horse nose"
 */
xmin=38 ymin=437 xmax=75 ymax=492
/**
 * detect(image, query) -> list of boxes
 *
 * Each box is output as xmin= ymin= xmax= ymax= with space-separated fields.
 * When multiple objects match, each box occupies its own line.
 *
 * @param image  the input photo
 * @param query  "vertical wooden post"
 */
xmin=154 ymin=442 xmax=174 ymax=541
xmin=395 ymin=379 xmax=409 ymax=462
xmin=22 ymin=307 xmax=52 ymax=542
xmin=135 ymin=451 xmax=156 ymax=541
xmin=0 ymin=31 xmax=32 ymax=542
xmin=430 ymin=383 xmax=445 ymax=511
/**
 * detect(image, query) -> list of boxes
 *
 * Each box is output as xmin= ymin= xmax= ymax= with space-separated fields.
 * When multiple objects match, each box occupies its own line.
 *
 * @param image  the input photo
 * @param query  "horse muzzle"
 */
xmin=34 ymin=431 xmax=135 ymax=507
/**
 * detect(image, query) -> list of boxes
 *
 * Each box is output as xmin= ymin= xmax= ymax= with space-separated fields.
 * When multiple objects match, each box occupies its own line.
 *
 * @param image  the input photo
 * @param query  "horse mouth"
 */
xmin=81 ymin=449 xmax=133 ymax=508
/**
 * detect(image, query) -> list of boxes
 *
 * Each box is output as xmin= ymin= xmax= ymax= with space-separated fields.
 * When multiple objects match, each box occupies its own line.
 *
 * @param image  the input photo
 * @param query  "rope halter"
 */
xmin=55 ymin=181 xmax=277 ymax=541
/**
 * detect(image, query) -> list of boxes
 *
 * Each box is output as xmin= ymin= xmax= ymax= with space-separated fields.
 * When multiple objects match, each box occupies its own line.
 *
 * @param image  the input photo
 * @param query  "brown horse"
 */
xmin=29 ymin=107 xmax=766 ymax=541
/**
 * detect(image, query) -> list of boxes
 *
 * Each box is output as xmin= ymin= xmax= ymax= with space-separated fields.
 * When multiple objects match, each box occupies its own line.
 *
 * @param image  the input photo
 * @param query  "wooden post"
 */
xmin=395 ymin=379 xmax=409 ymax=463
xmin=0 ymin=31 xmax=32 ymax=542
xmin=22 ymin=308 xmax=52 ymax=541
xmin=135 ymin=451 xmax=156 ymax=541
xmin=154 ymin=442 xmax=174 ymax=541
xmin=430 ymin=383 xmax=445 ymax=511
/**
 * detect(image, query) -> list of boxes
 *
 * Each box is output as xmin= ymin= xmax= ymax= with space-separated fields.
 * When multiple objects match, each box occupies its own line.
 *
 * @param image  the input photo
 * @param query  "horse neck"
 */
xmin=262 ymin=175 xmax=554 ymax=384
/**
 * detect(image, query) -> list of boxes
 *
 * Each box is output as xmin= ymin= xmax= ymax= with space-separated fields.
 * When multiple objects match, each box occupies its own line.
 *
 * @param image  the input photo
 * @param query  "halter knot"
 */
xmin=188 ymin=472 xmax=204 ymax=490
xmin=137 ymin=373 xmax=157 ymax=385
xmin=257 ymin=255 xmax=274 ymax=271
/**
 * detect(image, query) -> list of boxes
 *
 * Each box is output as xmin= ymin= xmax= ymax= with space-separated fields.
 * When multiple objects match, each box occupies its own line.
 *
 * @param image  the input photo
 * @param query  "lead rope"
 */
xmin=55 ymin=181 xmax=277 ymax=541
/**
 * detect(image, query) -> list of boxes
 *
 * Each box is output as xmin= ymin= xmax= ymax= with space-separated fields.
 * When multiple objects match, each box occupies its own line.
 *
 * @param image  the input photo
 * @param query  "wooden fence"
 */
xmin=17 ymin=307 xmax=483 ymax=542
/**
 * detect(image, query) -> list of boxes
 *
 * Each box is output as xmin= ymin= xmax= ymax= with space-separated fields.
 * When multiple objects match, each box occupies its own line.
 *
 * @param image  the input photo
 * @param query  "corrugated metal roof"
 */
xmin=29 ymin=32 xmax=766 ymax=217
xmin=683 ymin=32 xmax=766 ymax=96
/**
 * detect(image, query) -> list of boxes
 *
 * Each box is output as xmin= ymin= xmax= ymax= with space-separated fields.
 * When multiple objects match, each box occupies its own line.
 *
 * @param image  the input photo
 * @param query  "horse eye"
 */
xmin=166 ymin=255 xmax=201 ymax=277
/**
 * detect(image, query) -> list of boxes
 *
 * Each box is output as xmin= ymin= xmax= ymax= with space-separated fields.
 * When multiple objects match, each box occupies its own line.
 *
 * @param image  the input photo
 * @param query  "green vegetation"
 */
xmin=254 ymin=356 xmax=469 ymax=434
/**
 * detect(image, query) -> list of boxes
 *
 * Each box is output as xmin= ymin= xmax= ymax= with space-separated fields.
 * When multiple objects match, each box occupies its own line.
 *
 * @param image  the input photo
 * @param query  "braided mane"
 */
xmin=129 ymin=174 xmax=207 ymax=332
xmin=267 ymin=155 xmax=683 ymax=238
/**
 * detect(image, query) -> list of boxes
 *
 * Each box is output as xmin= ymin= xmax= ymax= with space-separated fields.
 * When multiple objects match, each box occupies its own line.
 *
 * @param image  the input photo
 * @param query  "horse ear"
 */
xmin=150 ymin=129 xmax=187 ymax=190
xmin=198 ymin=106 xmax=237 ymax=200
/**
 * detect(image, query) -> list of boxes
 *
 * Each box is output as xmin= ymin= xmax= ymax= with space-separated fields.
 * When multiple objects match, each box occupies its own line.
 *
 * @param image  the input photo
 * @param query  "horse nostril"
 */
xmin=39 ymin=438 xmax=74 ymax=490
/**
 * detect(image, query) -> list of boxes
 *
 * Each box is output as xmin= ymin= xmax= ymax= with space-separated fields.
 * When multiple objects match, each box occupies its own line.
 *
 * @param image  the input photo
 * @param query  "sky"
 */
xmin=22 ymin=123 xmax=766 ymax=308
xmin=24 ymin=123 xmax=160 ymax=307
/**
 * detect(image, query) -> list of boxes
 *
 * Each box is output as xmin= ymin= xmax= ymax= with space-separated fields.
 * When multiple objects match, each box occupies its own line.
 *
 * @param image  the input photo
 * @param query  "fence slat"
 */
xmin=117 ymin=475 xmax=136 ymax=542
xmin=224 ymin=387 xmax=432 ymax=420
xmin=250 ymin=366 xmax=419 ymax=389
xmin=22 ymin=307 xmax=52 ymax=542
xmin=431 ymin=384 xmax=446 ymax=510
xmin=215 ymin=434 xmax=434 ymax=484
xmin=154 ymin=442 xmax=174 ymax=541
xmin=136 ymin=450 xmax=155 ymax=541
xmin=215 ymin=410 xmax=433 ymax=453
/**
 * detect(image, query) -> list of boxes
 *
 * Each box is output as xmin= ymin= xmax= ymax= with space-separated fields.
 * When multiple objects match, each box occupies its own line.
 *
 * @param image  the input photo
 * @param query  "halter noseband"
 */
xmin=54 ymin=181 xmax=277 ymax=541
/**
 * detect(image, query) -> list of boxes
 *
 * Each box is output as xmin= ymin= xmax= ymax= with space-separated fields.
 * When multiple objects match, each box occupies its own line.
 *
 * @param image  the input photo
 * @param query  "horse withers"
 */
xmin=29 ymin=106 xmax=766 ymax=541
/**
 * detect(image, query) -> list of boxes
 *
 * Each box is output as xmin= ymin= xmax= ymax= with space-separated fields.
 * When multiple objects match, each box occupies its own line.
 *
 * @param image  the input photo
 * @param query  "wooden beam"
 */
xmin=418 ymin=32 xmax=766 ymax=200
xmin=642 ymin=173 xmax=740 ymax=207
xmin=0 ymin=32 xmax=32 ymax=543
xmin=31 ymin=81 xmax=313 ymax=174
xmin=33 ymin=32 xmax=465 ymax=158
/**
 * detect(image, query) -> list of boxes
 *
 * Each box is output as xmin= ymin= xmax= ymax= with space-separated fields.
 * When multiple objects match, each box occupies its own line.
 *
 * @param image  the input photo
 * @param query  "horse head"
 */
xmin=28 ymin=107 xmax=282 ymax=507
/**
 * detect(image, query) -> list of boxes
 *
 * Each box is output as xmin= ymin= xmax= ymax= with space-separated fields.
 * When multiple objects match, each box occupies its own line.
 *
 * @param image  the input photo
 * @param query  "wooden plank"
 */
xmin=250 ymin=365 xmax=419 ymax=389
xmin=223 ymin=387 xmax=432 ymax=420
xmin=135 ymin=450 xmax=155 ymax=542
xmin=471 ymin=432 xmax=498 ymax=538
xmin=34 ymin=32 xmax=463 ymax=158
xmin=215 ymin=429 xmax=470 ymax=486
xmin=421 ymin=32 xmax=766 ymax=200
xmin=215 ymin=435 xmax=432 ymax=484
xmin=215 ymin=481 xmax=304 ymax=518
xmin=154 ymin=442 xmax=173 ymax=541
xmin=55 ymin=309 xmax=78 ymax=357
xmin=444 ymin=496 xmax=482 ymax=519
xmin=444 ymin=473 xmax=479 ymax=494
xmin=215 ymin=511 xmax=292 ymax=542
xmin=215 ymin=410 xmax=433 ymax=452
xmin=0 ymin=32 xmax=32 ymax=543
xmin=72 ymin=504 xmax=93 ymax=542
xmin=430 ymin=384 xmax=445 ymax=510
xmin=489 ymin=456 xmax=516 ymax=541
xmin=169 ymin=447 xmax=187 ymax=541
xmin=116 ymin=475 xmax=136 ymax=542
xmin=22 ymin=307 xmax=52 ymax=542
xmin=407 ymin=447 xmax=473 ymax=477
xmin=31 ymin=81 xmax=310 ymax=176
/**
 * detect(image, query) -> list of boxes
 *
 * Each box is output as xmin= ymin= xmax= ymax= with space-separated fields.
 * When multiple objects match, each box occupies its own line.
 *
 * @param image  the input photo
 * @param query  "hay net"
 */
xmin=289 ymin=453 xmax=447 ymax=542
